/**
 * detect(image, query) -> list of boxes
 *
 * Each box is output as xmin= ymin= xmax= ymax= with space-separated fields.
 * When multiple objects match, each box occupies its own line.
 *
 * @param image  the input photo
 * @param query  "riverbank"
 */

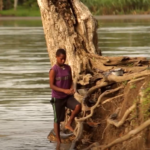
xmin=1 ymin=0 xmax=150 ymax=16
xmin=0 ymin=14 xmax=150 ymax=20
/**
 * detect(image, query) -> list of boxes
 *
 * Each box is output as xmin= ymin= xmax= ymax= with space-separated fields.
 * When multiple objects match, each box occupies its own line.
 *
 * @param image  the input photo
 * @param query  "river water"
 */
xmin=0 ymin=19 xmax=150 ymax=150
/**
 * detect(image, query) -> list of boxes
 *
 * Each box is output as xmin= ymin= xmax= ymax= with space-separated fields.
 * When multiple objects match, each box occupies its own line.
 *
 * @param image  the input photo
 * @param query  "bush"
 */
xmin=81 ymin=0 xmax=150 ymax=14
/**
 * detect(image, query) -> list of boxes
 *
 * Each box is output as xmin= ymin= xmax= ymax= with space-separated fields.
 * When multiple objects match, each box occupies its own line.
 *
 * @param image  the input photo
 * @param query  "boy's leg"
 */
xmin=50 ymin=98 xmax=66 ymax=143
xmin=65 ymin=96 xmax=81 ymax=131
xmin=54 ymin=122 xmax=61 ymax=143
xmin=65 ymin=104 xmax=81 ymax=131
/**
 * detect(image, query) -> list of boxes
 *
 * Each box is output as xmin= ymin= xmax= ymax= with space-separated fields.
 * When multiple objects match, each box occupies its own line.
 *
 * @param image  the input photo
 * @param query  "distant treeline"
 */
xmin=1 ymin=0 xmax=38 ymax=10
xmin=1 ymin=0 xmax=150 ymax=14
xmin=81 ymin=0 xmax=150 ymax=14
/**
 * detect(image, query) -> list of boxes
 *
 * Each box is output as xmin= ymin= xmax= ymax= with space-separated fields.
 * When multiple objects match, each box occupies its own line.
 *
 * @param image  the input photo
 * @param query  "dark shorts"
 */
xmin=50 ymin=95 xmax=80 ymax=123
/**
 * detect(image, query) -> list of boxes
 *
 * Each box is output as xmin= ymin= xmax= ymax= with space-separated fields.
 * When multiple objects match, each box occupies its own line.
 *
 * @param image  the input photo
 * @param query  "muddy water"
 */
xmin=98 ymin=20 xmax=150 ymax=58
xmin=0 ymin=19 xmax=150 ymax=150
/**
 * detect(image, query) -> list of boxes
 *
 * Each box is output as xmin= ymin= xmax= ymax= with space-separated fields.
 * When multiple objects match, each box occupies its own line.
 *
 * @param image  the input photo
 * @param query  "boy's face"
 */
xmin=56 ymin=54 xmax=66 ymax=66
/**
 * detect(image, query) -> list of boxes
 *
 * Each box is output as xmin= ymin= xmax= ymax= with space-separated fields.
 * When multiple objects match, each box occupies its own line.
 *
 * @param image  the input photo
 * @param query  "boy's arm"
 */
xmin=49 ymin=69 xmax=74 ymax=95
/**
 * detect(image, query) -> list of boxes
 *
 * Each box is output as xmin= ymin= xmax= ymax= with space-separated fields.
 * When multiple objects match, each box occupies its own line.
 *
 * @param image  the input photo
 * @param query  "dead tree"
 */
xmin=37 ymin=0 xmax=100 ymax=79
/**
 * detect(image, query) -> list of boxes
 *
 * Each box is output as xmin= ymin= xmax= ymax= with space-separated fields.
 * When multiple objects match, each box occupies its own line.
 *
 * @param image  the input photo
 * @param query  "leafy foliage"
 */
xmin=3 ymin=0 xmax=13 ymax=10
xmin=1 ymin=0 xmax=150 ymax=15
xmin=2 ymin=0 xmax=38 ymax=10
xmin=81 ymin=0 xmax=150 ymax=14
xmin=22 ymin=0 xmax=38 ymax=9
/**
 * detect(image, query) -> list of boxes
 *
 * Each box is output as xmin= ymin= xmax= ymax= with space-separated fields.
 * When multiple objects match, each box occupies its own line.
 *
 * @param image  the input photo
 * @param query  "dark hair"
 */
xmin=56 ymin=49 xmax=66 ymax=56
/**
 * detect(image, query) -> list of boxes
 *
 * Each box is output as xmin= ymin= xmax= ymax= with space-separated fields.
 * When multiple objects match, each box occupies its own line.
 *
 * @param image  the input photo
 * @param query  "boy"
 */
xmin=49 ymin=48 xmax=81 ymax=144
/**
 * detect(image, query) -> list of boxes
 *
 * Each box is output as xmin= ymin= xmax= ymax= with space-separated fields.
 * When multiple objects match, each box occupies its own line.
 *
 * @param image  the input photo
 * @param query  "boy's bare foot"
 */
xmin=65 ymin=124 xmax=74 ymax=132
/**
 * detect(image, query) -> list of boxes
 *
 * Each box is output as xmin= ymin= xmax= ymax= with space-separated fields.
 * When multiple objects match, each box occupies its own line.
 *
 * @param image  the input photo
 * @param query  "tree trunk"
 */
xmin=37 ymin=0 xmax=100 ymax=79
xmin=0 ymin=0 xmax=3 ymax=11
xmin=14 ymin=0 xmax=18 ymax=10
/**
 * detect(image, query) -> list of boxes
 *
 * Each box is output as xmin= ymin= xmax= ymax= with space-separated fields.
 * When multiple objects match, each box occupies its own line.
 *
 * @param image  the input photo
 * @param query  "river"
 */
xmin=0 ymin=19 xmax=150 ymax=150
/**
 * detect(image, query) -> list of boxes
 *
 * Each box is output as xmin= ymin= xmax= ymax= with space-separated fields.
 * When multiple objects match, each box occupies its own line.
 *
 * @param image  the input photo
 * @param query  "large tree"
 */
xmin=37 ymin=0 xmax=150 ymax=150
xmin=37 ymin=0 xmax=100 ymax=80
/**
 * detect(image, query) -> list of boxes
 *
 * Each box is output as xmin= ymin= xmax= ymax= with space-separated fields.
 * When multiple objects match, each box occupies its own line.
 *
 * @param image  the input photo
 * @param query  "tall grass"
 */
xmin=81 ymin=0 xmax=150 ymax=15
xmin=0 ymin=7 xmax=40 ymax=17
xmin=0 ymin=0 xmax=150 ymax=16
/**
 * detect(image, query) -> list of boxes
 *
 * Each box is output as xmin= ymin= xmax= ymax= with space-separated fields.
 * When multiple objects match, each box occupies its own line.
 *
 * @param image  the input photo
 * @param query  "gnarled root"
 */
xmin=102 ymin=94 xmax=124 ymax=105
xmin=107 ymin=81 xmax=146 ymax=128
xmin=87 ymin=80 xmax=109 ymax=96
xmin=77 ymin=86 xmax=124 ymax=122
xmin=128 ymin=77 xmax=145 ymax=84
xmin=82 ymin=142 xmax=100 ymax=150
xmin=95 ymin=119 xmax=150 ymax=150
xmin=106 ymin=70 xmax=150 ymax=83
xmin=107 ymin=104 xmax=136 ymax=127
xmin=71 ymin=86 xmax=123 ymax=149
xmin=69 ymin=121 xmax=83 ymax=150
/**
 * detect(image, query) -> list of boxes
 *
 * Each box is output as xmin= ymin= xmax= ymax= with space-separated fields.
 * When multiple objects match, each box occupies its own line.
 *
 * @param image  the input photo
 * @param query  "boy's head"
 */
xmin=56 ymin=49 xmax=66 ymax=66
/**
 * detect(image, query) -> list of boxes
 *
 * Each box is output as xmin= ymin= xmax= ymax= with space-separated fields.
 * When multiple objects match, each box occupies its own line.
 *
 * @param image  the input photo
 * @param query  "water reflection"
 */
xmin=0 ymin=19 xmax=150 ymax=150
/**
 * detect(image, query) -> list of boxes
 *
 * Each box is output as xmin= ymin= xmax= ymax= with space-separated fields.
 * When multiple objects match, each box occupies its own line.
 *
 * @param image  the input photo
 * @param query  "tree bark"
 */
xmin=0 ymin=0 xmax=3 ymax=10
xmin=37 ymin=0 xmax=100 ymax=79
xmin=14 ymin=0 xmax=18 ymax=10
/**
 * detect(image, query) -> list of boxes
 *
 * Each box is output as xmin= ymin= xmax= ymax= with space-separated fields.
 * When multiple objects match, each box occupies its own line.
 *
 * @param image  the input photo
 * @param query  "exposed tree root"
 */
xmin=77 ymin=74 xmax=92 ymax=85
xmin=70 ymin=86 xmax=124 ymax=149
xmin=82 ymin=142 xmax=100 ymax=150
xmin=96 ymin=119 xmax=150 ymax=150
xmin=73 ymin=120 xmax=83 ymax=138
xmin=87 ymin=80 xmax=109 ymax=96
xmin=77 ymin=86 xmax=124 ymax=122
xmin=107 ymin=81 xmax=145 ymax=128
xmin=88 ymin=55 xmax=148 ymax=67
xmin=107 ymin=104 xmax=136 ymax=127
xmin=104 ymin=58 xmax=149 ymax=66
xmin=101 ymin=124 xmax=110 ymax=140
xmin=102 ymin=94 xmax=124 ymax=105
xmin=87 ymin=53 xmax=110 ymax=62
xmin=128 ymin=77 xmax=145 ymax=84
xmin=106 ymin=70 xmax=150 ymax=83
xmin=69 ymin=121 xmax=84 ymax=150
xmin=83 ymin=81 xmax=148 ymax=150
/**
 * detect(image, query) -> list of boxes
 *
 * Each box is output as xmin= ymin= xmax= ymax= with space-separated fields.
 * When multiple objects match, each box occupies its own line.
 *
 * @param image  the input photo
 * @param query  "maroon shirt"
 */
xmin=50 ymin=64 xmax=72 ymax=99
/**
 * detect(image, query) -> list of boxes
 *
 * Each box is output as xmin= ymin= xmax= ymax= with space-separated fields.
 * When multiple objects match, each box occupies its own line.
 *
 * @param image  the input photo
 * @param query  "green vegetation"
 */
xmin=122 ymin=80 xmax=128 ymax=86
xmin=0 ymin=0 xmax=150 ymax=16
xmin=2 ymin=0 xmax=38 ymax=10
xmin=130 ymin=84 xmax=136 ymax=89
xmin=0 ymin=0 xmax=40 ymax=16
xmin=81 ymin=0 xmax=150 ymax=15
xmin=141 ymin=82 xmax=150 ymax=121
xmin=0 ymin=7 xmax=40 ymax=16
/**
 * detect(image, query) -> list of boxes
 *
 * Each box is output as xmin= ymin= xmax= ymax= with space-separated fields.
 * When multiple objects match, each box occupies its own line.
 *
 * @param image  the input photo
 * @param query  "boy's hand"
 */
xmin=70 ymin=88 xmax=76 ymax=93
xmin=63 ymin=89 xmax=75 ymax=95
